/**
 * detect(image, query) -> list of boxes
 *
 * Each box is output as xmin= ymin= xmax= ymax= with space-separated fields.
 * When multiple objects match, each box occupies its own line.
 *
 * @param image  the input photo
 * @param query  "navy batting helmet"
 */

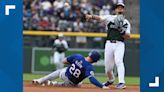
xmin=88 ymin=50 xmax=101 ymax=62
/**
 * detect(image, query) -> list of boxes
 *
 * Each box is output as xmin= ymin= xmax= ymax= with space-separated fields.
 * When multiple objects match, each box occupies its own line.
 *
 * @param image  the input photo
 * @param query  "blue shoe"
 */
xmin=103 ymin=81 xmax=114 ymax=86
xmin=116 ymin=83 xmax=126 ymax=89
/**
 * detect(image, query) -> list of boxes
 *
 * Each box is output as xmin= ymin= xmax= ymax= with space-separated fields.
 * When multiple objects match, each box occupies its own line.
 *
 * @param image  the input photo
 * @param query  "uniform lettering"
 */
xmin=69 ymin=64 xmax=81 ymax=78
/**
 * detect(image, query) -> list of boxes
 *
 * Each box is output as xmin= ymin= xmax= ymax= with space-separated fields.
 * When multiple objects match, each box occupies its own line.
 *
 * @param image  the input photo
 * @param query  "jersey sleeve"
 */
xmin=86 ymin=65 xmax=103 ymax=88
xmin=53 ymin=40 xmax=56 ymax=47
xmin=53 ymin=39 xmax=59 ymax=47
xmin=63 ymin=40 xmax=68 ymax=49
xmin=66 ymin=54 xmax=78 ymax=64
xmin=89 ymin=76 xmax=103 ymax=88
xmin=99 ymin=15 xmax=112 ymax=25
xmin=85 ymin=65 xmax=94 ymax=77
xmin=125 ymin=19 xmax=131 ymax=34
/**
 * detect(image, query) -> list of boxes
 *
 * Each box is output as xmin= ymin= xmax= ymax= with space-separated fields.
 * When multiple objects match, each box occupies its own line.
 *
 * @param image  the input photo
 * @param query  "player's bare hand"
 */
xmin=102 ymin=86 xmax=109 ymax=90
xmin=85 ymin=15 xmax=92 ymax=21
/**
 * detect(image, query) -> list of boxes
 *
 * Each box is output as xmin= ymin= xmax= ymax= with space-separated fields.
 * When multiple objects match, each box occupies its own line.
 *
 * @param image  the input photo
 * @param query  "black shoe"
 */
xmin=103 ymin=81 xmax=114 ymax=86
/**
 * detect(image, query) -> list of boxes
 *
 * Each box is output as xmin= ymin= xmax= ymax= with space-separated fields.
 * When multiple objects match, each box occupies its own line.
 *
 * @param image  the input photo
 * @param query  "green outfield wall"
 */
xmin=24 ymin=41 xmax=139 ymax=76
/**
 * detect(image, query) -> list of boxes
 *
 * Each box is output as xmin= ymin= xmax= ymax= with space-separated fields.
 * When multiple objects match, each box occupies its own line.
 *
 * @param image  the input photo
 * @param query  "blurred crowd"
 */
xmin=24 ymin=0 xmax=124 ymax=32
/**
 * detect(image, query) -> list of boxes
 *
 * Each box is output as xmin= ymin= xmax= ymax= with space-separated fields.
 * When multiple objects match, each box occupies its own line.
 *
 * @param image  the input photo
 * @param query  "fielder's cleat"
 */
xmin=116 ymin=83 xmax=126 ymax=89
xmin=103 ymin=81 xmax=114 ymax=86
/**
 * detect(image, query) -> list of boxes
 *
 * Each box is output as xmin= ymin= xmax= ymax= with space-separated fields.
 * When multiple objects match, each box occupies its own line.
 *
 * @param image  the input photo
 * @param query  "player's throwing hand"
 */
xmin=85 ymin=15 xmax=92 ymax=21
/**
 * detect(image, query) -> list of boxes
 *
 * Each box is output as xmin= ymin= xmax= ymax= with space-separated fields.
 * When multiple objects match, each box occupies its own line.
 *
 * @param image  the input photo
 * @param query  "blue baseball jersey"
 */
xmin=65 ymin=54 xmax=94 ymax=84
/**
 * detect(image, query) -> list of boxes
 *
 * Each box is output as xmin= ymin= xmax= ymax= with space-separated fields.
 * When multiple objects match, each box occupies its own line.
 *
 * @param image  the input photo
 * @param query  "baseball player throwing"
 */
xmin=85 ymin=3 xmax=131 ymax=89
xmin=33 ymin=50 xmax=108 ymax=89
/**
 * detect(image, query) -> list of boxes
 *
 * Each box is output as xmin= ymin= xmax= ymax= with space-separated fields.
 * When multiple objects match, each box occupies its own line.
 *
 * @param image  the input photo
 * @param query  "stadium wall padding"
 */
xmin=24 ymin=47 xmax=32 ymax=73
xmin=24 ymin=41 xmax=139 ymax=76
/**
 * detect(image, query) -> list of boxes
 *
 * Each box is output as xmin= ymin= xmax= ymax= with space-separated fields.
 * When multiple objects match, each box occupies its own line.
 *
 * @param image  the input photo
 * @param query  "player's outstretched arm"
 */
xmin=85 ymin=14 xmax=101 ymax=21
xmin=88 ymin=76 xmax=108 ymax=89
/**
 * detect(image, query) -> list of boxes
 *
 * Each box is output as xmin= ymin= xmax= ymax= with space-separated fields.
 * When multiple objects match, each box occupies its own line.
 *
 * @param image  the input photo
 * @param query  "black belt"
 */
xmin=107 ymin=40 xmax=124 ymax=43
xmin=110 ymin=40 xmax=117 ymax=43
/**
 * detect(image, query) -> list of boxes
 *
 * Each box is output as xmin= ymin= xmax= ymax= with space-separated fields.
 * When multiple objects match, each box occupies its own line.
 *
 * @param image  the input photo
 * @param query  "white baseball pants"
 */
xmin=53 ymin=52 xmax=65 ymax=70
xmin=104 ymin=40 xmax=125 ymax=83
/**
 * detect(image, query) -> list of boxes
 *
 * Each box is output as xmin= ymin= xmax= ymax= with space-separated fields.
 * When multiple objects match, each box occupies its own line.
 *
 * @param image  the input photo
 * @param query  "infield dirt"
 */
xmin=24 ymin=81 xmax=139 ymax=92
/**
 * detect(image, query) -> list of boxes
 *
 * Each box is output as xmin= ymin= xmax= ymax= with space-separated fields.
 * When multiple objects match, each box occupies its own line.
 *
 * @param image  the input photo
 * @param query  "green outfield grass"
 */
xmin=24 ymin=73 xmax=140 ymax=85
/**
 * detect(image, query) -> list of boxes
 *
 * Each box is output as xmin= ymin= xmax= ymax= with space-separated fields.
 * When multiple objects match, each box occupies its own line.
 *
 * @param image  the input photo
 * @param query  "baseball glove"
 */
xmin=114 ymin=15 xmax=125 ymax=28
xmin=114 ymin=15 xmax=127 ymax=34
xmin=56 ymin=44 xmax=67 ymax=53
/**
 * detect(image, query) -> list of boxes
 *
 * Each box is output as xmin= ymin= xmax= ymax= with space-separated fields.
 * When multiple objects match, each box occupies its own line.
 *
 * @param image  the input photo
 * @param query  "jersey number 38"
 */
xmin=69 ymin=64 xmax=81 ymax=78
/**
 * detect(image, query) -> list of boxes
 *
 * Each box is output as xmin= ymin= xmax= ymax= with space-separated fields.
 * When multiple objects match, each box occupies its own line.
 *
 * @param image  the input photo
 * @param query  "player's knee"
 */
xmin=105 ymin=64 xmax=114 ymax=72
xmin=115 ymin=60 xmax=124 ymax=67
